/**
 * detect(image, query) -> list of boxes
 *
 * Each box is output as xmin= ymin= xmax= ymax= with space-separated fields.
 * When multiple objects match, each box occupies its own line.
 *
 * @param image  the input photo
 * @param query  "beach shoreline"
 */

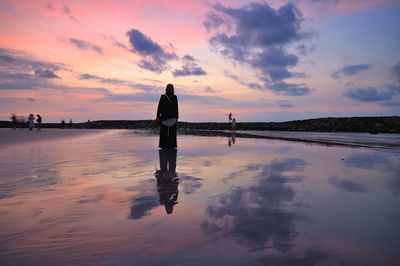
xmin=1 ymin=128 xmax=399 ymax=151
xmin=1 ymin=116 xmax=399 ymax=133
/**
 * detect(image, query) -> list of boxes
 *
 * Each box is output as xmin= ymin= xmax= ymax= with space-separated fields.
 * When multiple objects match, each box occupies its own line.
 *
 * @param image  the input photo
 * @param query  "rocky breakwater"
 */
xmin=235 ymin=116 xmax=400 ymax=133
xmin=179 ymin=116 xmax=400 ymax=133
xmin=1 ymin=116 xmax=399 ymax=133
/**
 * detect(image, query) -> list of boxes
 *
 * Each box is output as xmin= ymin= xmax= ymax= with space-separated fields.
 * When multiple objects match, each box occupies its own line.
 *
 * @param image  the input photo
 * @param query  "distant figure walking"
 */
xmin=28 ymin=114 xmax=35 ymax=130
xmin=36 ymin=114 xmax=42 ymax=130
xmin=61 ymin=119 xmax=65 ymax=129
xmin=69 ymin=119 xmax=73 ymax=128
xmin=11 ymin=113 xmax=16 ymax=130
xmin=228 ymin=112 xmax=232 ymax=123
xmin=157 ymin=84 xmax=179 ymax=149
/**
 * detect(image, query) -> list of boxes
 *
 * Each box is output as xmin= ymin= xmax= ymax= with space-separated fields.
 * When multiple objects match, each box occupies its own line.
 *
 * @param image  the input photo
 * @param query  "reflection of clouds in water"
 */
xmin=128 ymin=179 xmax=159 ymax=220
xmin=77 ymin=194 xmax=105 ymax=204
xmin=179 ymin=175 xmax=202 ymax=195
xmin=258 ymin=250 xmax=328 ymax=266
xmin=248 ymin=158 xmax=308 ymax=175
xmin=329 ymin=177 xmax=367 ymax=193
xmin=387 ymin=161 xmax=400 ymax=195
xmin=388 ymin=171 xmax=400 ymax=195
xmin=275 ymin=146 xmax=293 ymax=154
xmin=202 ymin=158 xmax=308 ymax=252
xmin=129 ymin=195 xmax=159 ymax=220
xmin=344 ymin=152 xmax=400 ymax=195
xmin=0 ymin=167 xmax=59 ymax=199
xmin=344 ymin=153 xmax=390 ymax=169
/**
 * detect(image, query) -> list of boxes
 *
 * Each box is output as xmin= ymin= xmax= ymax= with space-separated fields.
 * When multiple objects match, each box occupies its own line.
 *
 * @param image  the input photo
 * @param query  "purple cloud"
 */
xmin=332 ymin=64 xmax=372 ymax=79
xmin=277 ymin=100 xmax=294 ymax=108
xmin=204 ymin=2 xmax=311 ymax=95
xmin=46 ymin=3 xmax=78 ymax=22
xmin=269 ymin=82 xmax=311 ymax=96
xmin=343 ymin=87 xmax=392 ymax=102
xmin=0 ymin=55 xmax=14 ymax=63
xmin=34 ymin=69 xmax=59 ymax=79
xmin=126 ymin=29 xmax=177 ymax=73
xmin=173 ymin=55 xmax=207 ymax=77
xmin=172 ymin=66 xmax=206 ymax=77
xmin=69 ymin=38 xmax=103 ymax=54
xmin=392 ymin=62 xmax=400 ymax=83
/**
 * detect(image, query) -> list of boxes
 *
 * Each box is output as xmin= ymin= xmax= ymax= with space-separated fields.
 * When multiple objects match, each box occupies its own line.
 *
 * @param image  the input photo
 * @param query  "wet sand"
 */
xmin=0 ymin=129 xmax=399 ymax=265
xmin=2 ymin=128 xmax=399 ymax=150
xmin=0 ymin=128 xmax=105 ymax=148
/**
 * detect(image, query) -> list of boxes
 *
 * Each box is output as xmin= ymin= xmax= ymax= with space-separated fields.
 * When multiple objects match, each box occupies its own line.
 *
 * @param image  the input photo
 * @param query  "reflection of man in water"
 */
xmin=228 ymin=132 xmax=236 ymax=147
xmin=155 ymin=149 xmax=178 ymax=214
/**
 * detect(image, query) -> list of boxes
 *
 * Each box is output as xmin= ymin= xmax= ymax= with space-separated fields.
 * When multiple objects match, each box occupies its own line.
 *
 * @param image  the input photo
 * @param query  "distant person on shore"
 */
xmin=61 ymin=119 xmax=65 ymax=129
xmin=88 ymin=120 xmax=91 ymax=129
xmin=157 ymin=84 xmax=179 ymax=149
xmin=11 ymin=113 xmax=16 ymax=130
xmin=232 ymin=118 xmax=236 ymax=130
xmin=69 ymin=119 xmax=73 ymax=128
xmin=228 ymin=112 xmax=232 ymax=123
xmin=36 ymin=114 xmax=42 ymax=130
xmin=28 ymin=114 xmax=35 ymax=130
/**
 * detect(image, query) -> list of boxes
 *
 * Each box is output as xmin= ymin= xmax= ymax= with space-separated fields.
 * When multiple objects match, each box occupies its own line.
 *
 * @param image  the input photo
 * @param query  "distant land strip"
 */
xmin=1 ymin=116 xmax=399 ymax=134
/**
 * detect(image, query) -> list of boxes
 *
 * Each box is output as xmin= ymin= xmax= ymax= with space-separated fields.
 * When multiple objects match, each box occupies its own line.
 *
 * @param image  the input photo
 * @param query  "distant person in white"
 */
xmin=28 ymin=114 xmax=35 ymax=130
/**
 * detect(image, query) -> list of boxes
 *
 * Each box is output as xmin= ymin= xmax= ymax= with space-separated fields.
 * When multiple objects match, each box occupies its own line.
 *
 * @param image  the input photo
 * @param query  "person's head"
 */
xmin=166 ymin=83 xmax=174 ymax=95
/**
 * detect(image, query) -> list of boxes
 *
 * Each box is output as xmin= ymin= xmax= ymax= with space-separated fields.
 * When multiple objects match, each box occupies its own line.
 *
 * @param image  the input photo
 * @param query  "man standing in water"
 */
xmin=157 ymin=84 xmax=179 ymax=149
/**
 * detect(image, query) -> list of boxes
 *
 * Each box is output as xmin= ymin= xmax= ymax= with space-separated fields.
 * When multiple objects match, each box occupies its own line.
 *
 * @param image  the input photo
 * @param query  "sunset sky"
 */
xmin=0 ymin=0 xmax=399 ymax=122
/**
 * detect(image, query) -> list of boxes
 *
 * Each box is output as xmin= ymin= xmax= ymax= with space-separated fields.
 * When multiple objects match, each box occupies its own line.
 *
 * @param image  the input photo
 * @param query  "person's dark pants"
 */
xmin=159 ymin=124 xmax=177 ymax=149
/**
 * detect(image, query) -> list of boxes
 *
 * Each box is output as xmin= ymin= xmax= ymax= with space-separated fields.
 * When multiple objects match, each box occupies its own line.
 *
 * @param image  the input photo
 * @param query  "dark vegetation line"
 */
xmin=1 ymin=116 xmax=399 ymax=133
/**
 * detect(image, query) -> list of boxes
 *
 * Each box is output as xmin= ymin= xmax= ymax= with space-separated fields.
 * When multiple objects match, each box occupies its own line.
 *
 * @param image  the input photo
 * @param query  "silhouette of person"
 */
xmin=10 ymin=113 xmax=16 ymax=130
xmin=157 ymin=84 xmax=179 ymax=149
xmin=155 ymin=148 xmax=178 ymax=214
xmin=36 ymin=114 xmax=42 ymax=130
xmin=28 ymin=114 xmax=35 ymax=130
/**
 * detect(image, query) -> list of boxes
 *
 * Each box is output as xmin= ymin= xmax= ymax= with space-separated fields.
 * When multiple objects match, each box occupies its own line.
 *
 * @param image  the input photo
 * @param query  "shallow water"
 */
xmin=237 ymin=130 xmax=400 ymax=150
xmin=0 ymin=129 xmax=399 ymax=265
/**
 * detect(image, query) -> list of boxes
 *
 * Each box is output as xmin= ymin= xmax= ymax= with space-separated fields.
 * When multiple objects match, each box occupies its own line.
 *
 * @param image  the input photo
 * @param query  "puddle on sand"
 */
xmin=0 ymin=129 xmax=399 ymax=265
